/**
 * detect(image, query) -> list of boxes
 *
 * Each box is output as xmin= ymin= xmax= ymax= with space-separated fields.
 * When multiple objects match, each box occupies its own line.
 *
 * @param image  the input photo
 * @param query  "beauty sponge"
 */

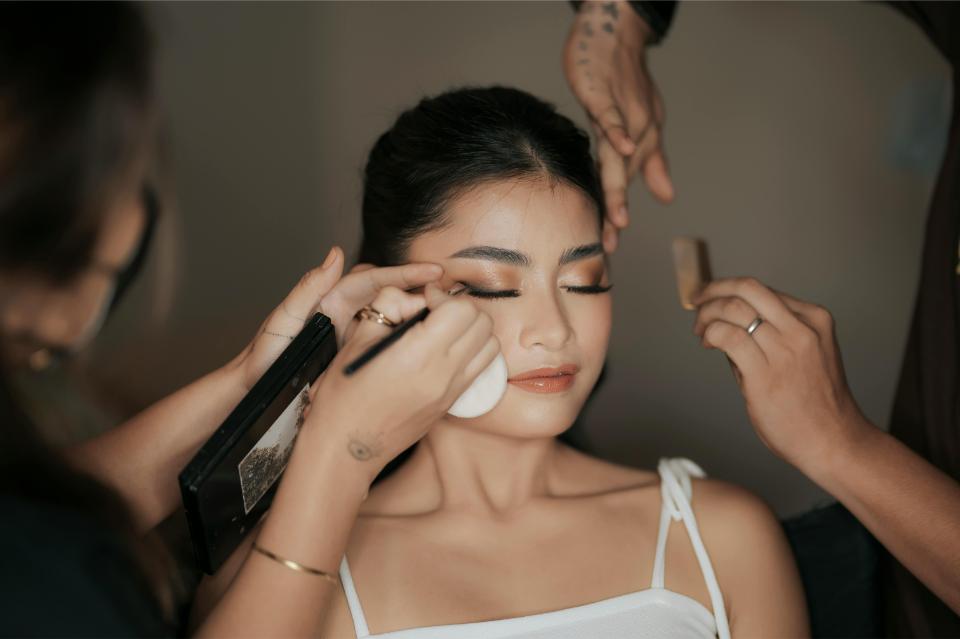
xmin=448 ymin=353 xmax=508 ymax=418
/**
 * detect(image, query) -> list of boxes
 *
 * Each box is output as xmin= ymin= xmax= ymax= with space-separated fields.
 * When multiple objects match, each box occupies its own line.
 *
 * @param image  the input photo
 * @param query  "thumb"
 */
xmin=283 ymin=246 xmax=345 ymax=320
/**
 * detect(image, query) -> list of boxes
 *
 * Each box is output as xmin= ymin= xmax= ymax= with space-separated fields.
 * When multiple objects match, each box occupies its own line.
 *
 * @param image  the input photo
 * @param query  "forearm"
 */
xmin=806 ymin=421 xmax=960 ymax=613
xmin=195 ymin=424 xmax=369 ymax=638
xmin=66 ymin=361 xmax=248 ymax=531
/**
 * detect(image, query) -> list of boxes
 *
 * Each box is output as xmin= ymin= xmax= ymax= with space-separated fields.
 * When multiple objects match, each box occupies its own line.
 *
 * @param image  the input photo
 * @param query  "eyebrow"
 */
xmin=558 ymin=243 xmax=603 ymax=265
xmin=448 ymin=242 xmax=603 ymax=267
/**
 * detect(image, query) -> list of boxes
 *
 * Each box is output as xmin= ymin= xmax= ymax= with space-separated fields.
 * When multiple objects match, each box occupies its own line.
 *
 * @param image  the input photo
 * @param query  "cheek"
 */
xmin=569 ymin=296 xmax=612 ymax=361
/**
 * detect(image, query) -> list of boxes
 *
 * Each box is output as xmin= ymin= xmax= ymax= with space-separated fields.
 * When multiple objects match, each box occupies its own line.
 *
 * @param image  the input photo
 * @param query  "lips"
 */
xmin=508 ymin=364 xmax=579 ymax=394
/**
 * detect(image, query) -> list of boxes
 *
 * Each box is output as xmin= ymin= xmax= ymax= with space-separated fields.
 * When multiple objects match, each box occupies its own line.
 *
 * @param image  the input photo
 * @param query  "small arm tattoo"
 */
xmin=347 ymin=434 xmax=382 ymax=461
xmin=601 ymin=2 xmax=619 ymax=20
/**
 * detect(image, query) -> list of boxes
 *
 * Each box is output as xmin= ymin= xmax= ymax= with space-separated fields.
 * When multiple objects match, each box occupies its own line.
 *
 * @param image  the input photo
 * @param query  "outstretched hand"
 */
xmin=562 ymin=0 xmax=674 ymax=253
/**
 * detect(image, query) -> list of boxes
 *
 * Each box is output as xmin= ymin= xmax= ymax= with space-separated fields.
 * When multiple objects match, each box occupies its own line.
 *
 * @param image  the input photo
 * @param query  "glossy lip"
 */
xmin=508 ymin=364 xmax=579 ymax=394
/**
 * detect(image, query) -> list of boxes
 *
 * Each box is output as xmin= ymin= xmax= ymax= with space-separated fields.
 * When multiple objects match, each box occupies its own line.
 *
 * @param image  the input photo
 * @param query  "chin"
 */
xmin=456 ymin=386 xmax=587 ymax=440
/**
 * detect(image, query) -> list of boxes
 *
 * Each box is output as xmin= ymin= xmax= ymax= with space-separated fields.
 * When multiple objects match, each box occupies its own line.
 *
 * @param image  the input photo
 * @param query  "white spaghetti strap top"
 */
xmin=653 ymin=458 xmax=732 ymax=639
xmin=339 ymin=457 xmax=732 ymax=638
xmin=340 ymin=553 xmax=371 ymax=638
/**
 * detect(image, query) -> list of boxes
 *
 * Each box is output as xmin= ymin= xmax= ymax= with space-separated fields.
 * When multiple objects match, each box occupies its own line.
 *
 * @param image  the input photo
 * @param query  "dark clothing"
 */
xmin=783 ymin=503 xmax=882 ymax=638
xmin=569 ymin=2 xmax=678 ymax=44
xmin=0 ymin=496 xmax=171 ymax=638
xmin=884 ymin=3 xmax=960 ymax=636
xmin=625 ymin=1 xmax=677 ymax=44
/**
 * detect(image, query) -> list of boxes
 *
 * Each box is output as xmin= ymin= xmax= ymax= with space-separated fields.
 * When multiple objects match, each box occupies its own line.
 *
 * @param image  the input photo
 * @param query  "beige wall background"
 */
xmin=89 ymin=1 xmax=949 ymax=517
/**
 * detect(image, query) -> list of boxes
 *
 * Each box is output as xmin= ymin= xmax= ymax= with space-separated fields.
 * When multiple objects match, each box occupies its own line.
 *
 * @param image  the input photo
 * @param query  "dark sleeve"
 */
xmin=887 ymin=1 xmax=960 ymax=65
xmin=0 ymin=498 xmax=172 ymax=638
xmin=569 ymin=1 xmax=679 ymax=44
xmin=782 ymin=502 xmax=882 ymax=638
xmin=627 ymin=1 xmax=678 ymax=43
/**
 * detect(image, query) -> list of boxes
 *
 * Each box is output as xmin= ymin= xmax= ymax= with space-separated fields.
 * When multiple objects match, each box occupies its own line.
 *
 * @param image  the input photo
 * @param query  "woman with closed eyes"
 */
xmin=194 ymin=86 xmax=809 ymax=638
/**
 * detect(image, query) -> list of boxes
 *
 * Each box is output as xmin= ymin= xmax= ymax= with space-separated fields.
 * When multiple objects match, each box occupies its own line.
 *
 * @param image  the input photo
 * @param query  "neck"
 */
xmin=407 ymin=419 xmax=564 ymax=516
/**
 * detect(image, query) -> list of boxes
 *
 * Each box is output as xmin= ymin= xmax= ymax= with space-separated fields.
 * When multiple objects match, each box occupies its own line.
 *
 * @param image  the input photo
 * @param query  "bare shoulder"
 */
xmin=689 ymin=478 xmax=809 ymax=635
xmin=689 ymin=476 xmax=784 ymax=545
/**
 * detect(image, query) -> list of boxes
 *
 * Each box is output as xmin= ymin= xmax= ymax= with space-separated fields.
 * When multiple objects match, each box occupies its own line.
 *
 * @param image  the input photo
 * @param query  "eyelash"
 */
xmin=459 ymin=284 xmax=613 ymax=299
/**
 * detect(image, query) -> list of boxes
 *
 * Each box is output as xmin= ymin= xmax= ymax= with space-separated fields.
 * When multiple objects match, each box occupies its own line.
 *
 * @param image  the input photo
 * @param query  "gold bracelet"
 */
xmin=251 ymin=542 xmax=340 ymax=584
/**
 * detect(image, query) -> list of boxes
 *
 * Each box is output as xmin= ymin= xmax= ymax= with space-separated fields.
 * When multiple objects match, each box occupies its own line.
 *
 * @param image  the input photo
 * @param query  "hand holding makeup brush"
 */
xmin=691 ymin=277 xmax=867 ymax=473
xmin=300 ymin=283 xmax=500 ymax=485
xmin=229 ymin=246 xmax=445 ymax=392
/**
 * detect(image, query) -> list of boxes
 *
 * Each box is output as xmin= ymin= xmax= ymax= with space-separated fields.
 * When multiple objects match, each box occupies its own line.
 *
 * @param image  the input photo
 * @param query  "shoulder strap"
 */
xmin=339 ymin=555 xmax=371 ymax=638
xmin=655 ymin=458 xmax=732 ymax=639
xmin=650 ymin=468 xmax=674 ymax=589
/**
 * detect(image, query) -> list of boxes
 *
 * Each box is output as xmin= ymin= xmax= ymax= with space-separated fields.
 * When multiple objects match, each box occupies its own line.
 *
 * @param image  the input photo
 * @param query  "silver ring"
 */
xmin=745 ymin=316 xmax=764 ymax=336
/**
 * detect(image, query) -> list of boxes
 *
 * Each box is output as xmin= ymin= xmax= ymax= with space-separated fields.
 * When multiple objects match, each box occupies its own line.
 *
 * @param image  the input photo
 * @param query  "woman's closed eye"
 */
xmin=456 ymin=282 xmax=612 ymax=300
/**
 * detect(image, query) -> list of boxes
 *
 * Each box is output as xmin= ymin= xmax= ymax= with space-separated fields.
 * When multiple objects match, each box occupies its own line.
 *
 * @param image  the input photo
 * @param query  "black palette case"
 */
xmin=179 ymin=313 xmax=337 ymax=573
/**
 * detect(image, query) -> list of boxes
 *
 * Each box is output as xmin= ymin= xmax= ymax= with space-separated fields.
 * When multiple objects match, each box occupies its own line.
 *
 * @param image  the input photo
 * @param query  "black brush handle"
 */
xmin=343 ymin=306 xmax=430 ymax=376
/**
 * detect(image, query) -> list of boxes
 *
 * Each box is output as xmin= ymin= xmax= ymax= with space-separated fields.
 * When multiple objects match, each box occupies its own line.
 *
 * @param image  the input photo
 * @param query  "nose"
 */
xmin=518 ymin=289 xmax=572 ymax=351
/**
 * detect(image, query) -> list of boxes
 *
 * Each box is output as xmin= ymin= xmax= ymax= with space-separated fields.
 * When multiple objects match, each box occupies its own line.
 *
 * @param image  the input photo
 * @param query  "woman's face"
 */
xmin=406 ymin=178 xmax=612 ymax=439
xmin=0 ymin=185 xmax=147 ymax=368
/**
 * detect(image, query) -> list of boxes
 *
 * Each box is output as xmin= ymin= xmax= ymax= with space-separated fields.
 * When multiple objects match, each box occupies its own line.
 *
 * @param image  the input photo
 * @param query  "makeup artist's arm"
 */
xmin=692 ymin=278 xmax=960 ymax=614
xmin=563 ymin=0 xmax=676 ymax=252
xmin=192 ymin=284 xmax=499 ymax=637
xmin=66 ymin=248 xmax=445 ymax=532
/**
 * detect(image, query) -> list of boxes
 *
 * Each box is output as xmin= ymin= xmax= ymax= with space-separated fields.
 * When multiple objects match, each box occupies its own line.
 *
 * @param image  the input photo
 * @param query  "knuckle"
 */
xmin=739 ymin=277 xmax=762 ymax=293
xmin=812 ymin=304 xmax=833 ymax=326
xmin=728 ymin=327 xmax=749 ymax=348
xmin=794 ymin=325 xmax=818 ymax=350
xmin=632 ymin=113 xmax=651 ymax=134
xmin=719 ymin=297 xmax=739 ymax=315
xmin=373 ymin=285 xmax=403 ymax=302
xmin=703 ymin=322 xmax=726 ymax=345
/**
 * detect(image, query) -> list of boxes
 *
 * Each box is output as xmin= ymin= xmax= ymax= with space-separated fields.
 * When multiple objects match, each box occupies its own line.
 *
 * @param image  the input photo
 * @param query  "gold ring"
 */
xmin=355 ymin=305 xmax=396 ymax=327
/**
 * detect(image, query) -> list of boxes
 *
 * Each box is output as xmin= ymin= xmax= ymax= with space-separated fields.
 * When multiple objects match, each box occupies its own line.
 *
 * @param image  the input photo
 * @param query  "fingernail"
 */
xmin=619 ymin=205 xmax=628 ymax=225
xmin=322 ymin=247 xmax=338 ymax=269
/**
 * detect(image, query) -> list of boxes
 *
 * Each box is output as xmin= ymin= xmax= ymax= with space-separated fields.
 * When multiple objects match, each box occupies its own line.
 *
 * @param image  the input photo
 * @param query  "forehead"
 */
xmin=407 ymin=178 xmax=600 ymax=262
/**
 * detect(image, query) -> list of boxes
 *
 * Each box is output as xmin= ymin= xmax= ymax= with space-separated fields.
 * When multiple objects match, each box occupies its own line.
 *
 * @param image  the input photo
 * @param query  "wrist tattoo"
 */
xmin=348 ymin=439 xmax=374 ymax=461
xmin=347 ymin=433 xmax=382 ymax=461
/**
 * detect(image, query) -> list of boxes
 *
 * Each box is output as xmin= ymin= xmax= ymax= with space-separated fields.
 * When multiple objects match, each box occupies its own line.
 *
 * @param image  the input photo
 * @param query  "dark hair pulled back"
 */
xmin=358 ymin=86 xmax=605 ymax=266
